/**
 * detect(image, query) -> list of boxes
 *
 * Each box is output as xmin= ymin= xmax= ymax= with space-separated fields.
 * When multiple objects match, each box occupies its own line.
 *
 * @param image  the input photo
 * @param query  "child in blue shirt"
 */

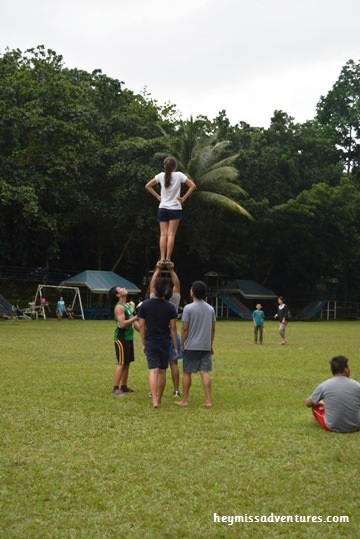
xmin=252 ymin=303 xmax=265 ymax=344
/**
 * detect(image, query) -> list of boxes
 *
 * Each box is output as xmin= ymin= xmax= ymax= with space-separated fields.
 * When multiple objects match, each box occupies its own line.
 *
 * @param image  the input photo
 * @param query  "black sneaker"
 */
xmin=173 ymin=391 xmax=181 ymax=397
xmin=121 ymin=386 xmax=135 ymax=393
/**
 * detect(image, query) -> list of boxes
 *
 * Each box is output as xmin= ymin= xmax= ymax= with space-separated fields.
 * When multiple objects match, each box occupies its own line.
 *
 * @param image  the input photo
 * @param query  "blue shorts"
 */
xmin=157 ymin=208 xmax=183 ymax=222
xmin=169 ymin=334 xmax=183 ymax=361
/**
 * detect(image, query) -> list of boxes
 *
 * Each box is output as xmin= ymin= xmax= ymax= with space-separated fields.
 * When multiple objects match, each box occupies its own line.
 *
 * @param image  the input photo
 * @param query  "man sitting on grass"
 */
xmin=305 ymin=355 xmax=360 ymax=433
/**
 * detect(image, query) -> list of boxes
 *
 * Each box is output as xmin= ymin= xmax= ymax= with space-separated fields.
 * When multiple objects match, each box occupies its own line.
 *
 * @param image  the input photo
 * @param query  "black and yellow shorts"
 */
xmin=114 ymin=338 xmax=135 ymax=365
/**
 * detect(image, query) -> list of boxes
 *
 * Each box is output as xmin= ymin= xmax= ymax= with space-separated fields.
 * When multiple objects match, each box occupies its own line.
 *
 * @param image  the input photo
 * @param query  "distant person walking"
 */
xmin=274 ymin=296 xmax=289 ymax=344
xmin=145 ymin=156 xmax=196 ymax=264
xmin=252 ymin=303 xmax=265 ymax=344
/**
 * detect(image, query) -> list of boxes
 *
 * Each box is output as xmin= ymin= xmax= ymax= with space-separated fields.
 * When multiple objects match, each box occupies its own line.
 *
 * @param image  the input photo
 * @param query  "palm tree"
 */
xmin=174 ymin=117 xmax=253 ymax=219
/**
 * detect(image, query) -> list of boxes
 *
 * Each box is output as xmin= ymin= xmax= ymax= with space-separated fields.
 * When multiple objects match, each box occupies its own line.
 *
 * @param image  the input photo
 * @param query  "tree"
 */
xmin=0 ymin=46 xmax=177 ymax=282
xmin=219 ymin=110 xmax=343 ymax=209
xmin=173 ymin=116 xmax=252 ymax=219
xmin=247 ymin=180 xmax=360 ymax=298
xmin=317 ymin=59 xmax=360 ymax=176
xmin=0 ymin=46 xmax=94 ymax=266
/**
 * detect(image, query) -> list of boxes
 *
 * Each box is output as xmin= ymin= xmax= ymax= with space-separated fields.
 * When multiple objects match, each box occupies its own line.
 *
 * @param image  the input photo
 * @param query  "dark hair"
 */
xmin=191 ymin=280 xmax=207 ymax=300
xmin=154 ymin=278 xmax=168 ymax=298
xmin=164 ymin=279 xmax=173 ymax=301
xmin=330 ymin=355 xmax=349 ymax=375
xmin=164 ymin=156 xmax=177 ymax=188
xmin=278 ymin=296 xmax=284 ymax=302
xmin=108 ymin=286 xmax=119 ymax=309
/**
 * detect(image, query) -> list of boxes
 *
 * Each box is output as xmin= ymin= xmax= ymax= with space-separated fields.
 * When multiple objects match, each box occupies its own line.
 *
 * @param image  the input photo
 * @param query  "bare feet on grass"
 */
xmin=175 ymin=401 xmax=188 ymax=407
xmin=200 ymin=402 xmax=212 ymax=407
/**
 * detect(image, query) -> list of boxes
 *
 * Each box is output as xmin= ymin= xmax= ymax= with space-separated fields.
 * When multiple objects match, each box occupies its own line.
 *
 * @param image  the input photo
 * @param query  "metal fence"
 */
xmin=0 ymin=266 xmax=73 ymax=284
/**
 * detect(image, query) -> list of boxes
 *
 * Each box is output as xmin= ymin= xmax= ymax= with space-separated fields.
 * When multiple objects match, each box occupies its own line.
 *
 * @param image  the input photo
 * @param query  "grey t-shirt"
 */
xmin=182 ymin=300 xmax=215 ymax=351
xmin=169 ymin=292 xmax=180 ymax=312
xmin=309 ymin=376 xmax=360 ymax=432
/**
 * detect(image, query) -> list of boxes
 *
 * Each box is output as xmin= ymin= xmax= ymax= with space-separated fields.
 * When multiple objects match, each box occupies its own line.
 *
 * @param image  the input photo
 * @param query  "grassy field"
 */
xmin=1 ymin=318 xmax=359 ymax=538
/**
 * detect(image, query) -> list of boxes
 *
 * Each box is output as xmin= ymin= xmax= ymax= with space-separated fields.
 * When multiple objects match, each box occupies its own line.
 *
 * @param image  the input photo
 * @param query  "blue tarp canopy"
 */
xmin=222 ymin=280 xmax=277 ymax=299
xmin=60 ymin=270 xmax=140 ymax=294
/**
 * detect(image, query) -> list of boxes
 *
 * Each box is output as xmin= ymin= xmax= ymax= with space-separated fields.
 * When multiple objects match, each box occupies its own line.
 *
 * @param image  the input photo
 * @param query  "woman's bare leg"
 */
xmin=159 ymin=221 xmax=169 ymax=261
xmin=166 ymin=219 xmax=180 ymax=260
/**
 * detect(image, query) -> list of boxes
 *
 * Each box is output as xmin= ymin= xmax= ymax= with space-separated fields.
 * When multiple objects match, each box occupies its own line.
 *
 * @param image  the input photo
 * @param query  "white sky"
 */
xmin=1 ymin=0 xmax=360 ymax=128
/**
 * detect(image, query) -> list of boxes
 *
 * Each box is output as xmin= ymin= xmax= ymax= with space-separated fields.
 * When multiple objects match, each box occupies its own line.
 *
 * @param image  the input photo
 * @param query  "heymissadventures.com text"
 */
xmin=213 ymin=512 xmax=349 ymax=525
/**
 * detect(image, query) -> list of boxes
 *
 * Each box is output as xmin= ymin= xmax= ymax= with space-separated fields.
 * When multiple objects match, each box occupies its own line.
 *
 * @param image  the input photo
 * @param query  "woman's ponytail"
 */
xmin=164 ymin=156 xmax=177 ymax=187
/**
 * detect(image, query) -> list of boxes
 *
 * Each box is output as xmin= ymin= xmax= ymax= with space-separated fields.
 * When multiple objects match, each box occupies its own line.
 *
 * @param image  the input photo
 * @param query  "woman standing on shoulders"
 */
xmin=274 ymin=296 xmax=289 ymax=345
xmin=145 ymin=156 xmax=196 ymax=265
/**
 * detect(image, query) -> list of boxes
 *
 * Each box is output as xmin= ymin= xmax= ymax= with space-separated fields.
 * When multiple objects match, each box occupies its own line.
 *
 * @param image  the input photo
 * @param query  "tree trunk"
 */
xmin=111 ymin=229 xmax=135 ymax=273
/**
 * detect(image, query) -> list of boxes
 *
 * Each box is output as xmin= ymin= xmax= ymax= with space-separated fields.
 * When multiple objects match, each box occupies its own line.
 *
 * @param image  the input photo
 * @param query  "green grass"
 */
xmin=1 ymin=318 xmax=359 ymax=538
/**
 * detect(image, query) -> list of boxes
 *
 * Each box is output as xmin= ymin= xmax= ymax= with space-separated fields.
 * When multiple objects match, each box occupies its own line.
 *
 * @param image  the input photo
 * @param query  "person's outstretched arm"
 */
xmin=149 ymin=261 xmax=163 ymax=294
xmin=166 ymin=262 xmax=180 ymax=295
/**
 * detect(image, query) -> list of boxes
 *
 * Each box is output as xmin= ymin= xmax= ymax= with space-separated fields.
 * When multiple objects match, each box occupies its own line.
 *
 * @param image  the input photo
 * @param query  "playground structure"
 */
xmin=204 ymin=275 xmax=342 ymax=321
xmin=0 ymin=293 xmax=16 ymax=319
xmin=204 ymin=276 xmax=277 ymax=319
xmin=297 ymin=279 xmax=339 ymax=320
xmin=217 ymin=294 xmax=253 ymax=320
xmin=0 ymin=286 xmax=85 ymax=320
xmin=0 ymin=270 xmax=140 ymax=321
xmin=297 ymin=297 xmax=328 ymax=320
xmin=321 ymin=278 xmax=339 ymax=320
xmin=1 ymin=268 xmax=345 ymax=321
xmin=34 ymin=284 xmax=85 ymax=320
xmin=60 ymin=270 xmax=140 ymax=319
xmin=0 ymin=293 xmax=32 ymax=319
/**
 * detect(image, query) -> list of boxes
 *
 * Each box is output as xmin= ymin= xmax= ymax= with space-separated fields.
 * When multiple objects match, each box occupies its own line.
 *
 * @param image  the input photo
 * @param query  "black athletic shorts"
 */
xmin=114 ymin=338 xmax=135 ymax=365
xmin=145 ymin=339 xmax=170 ymax=370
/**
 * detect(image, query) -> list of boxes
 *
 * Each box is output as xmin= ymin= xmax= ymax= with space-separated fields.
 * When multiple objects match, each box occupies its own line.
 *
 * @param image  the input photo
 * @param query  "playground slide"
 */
xmin=219 ymin=294 xmax=253 ymax=320
xmin=298 ymin=297 xmax=328 ymax=320
xmin=0 ymin=293 xmax=13 ymax=315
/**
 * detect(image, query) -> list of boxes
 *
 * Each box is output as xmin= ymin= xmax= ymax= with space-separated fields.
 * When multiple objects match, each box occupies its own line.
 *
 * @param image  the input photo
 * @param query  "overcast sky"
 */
xmin=1 ymin=0 xmax=360 ymax=127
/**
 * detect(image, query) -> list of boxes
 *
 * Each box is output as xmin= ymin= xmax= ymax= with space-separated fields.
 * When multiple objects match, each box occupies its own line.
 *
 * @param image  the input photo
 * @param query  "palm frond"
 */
xmin=198 ymin=166 xmax=240 ymax=185
xmin=203 ymin=141 xmax=232 ymax=167
xmin=194 ymin=191 xmax=253 ymax=219
xmin=159 ymin=122 xmax=253 ymax=221
xmin=186 ymin=146 xmax=206 ymax=177
xmin=206 ymin=154 xmax=239 ymax=171
xmin=197 ymin=177 xmax=248 ymax=198
xmin=188 ymin=144 xmax=218 ymax=178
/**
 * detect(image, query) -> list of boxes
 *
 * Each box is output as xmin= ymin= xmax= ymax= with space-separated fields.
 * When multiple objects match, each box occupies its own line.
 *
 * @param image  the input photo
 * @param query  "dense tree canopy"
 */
xmin=1 ymin=47 xmax=360 ymax=301
xmin=317 ymin=59 xmax=360 ymax=177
